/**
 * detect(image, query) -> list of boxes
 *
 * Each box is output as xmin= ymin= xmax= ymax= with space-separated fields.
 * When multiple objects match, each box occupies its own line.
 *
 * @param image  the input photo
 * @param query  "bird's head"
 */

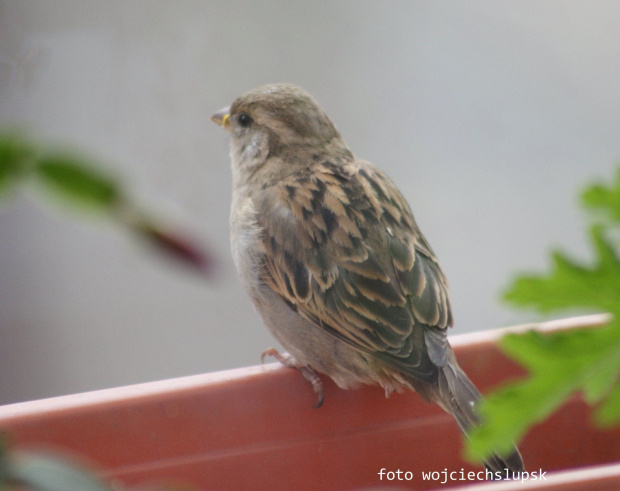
xmin=212 ymin=83 xmax=346 ymax=183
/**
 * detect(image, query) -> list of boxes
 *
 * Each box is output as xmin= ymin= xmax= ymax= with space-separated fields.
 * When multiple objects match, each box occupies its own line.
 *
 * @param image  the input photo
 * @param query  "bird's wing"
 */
xmin=256 ymin=159 xmax=453 ymax=380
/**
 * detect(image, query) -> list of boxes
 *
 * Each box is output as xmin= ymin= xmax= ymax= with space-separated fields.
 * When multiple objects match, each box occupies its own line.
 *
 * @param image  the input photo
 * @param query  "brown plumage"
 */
xmin=212 ymin=83 xmax=524 ymax=474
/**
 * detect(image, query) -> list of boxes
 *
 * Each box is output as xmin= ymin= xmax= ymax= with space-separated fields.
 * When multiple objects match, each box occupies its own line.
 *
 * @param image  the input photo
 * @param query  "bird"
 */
xmin=211 ymin=83 xmax=524 ymax=474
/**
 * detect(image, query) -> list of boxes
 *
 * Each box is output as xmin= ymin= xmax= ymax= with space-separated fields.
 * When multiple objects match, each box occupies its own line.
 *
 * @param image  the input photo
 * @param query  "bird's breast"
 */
xmin=230 ymin=196 xmax=265 ymax=299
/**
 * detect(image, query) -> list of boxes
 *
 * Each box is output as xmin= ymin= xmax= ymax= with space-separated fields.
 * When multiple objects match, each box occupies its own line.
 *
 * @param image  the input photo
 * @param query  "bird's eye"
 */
xmin=238 ymin=113 xmax=252 ymax=127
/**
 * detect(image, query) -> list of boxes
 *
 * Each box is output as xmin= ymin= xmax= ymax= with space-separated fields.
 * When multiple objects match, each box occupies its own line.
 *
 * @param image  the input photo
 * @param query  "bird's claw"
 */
xmin=261 ymin=347 xmax=324 ymax=408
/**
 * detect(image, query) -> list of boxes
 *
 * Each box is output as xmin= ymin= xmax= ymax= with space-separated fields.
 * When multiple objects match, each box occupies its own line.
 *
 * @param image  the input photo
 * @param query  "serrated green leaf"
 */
xmin=467 ymin=373 xmax=571 ymax=460
xmin=503 ymin=227 xmax=620 ymax=314
xmin=35 ymin=156 xmax=122 ymax=210
xmin=583 ymin=360 xmax=620 ymax=404
xmin=503 ymin=323 xmax=620 ymax=369
xmin=469 ymin=327 xmax=620 ymax=461
xmin=468 ymin=166 xmax=620 ymax=464
xmin=581 ymin=169 xmax=620 ymax=222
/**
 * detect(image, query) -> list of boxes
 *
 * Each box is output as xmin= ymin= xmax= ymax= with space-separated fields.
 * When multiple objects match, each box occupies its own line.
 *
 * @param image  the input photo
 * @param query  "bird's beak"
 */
xmin=211 ymin=106 xmax=232 ymax=132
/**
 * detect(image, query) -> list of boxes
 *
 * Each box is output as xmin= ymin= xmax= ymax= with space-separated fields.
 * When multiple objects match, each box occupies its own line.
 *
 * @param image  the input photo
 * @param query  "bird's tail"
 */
xmin=434 ymin=359 xmax=525 ymax=475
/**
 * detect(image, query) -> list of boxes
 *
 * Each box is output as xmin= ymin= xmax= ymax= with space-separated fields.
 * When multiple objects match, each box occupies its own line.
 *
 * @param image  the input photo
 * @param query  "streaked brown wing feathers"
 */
xmin=257 ymin=159 xmax=453 ymax=376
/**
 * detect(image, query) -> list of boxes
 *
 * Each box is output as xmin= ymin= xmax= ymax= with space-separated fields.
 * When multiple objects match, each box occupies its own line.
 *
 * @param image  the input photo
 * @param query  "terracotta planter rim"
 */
xmin=0 ymin=313 xmax=610 ymax=417
xmin=0 ymin=364 xmax=281 ymax=419
xmin=0 ymin=312 xmax=617 ymax=490
xmin=449 ymin=312 xmax=609 ymax=347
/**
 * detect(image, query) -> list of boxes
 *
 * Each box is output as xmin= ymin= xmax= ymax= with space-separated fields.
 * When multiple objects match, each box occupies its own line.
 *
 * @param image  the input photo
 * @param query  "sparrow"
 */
xmin=211 ymin=83 xmax=524 ymax=473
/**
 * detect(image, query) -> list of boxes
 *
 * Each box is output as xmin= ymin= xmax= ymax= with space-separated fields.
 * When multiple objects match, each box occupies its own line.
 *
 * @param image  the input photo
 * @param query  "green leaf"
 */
xmin=35 ymin=156 xmax=122 ymax=210
xmin=503 ymin=227 xmax=620 ymax=314
xmin=0 ymin=134 xmax=35 ymax=196
xmin=467 ymin=324 xmax=620 ymax=460
xmin=0 ymin=132 xmax=213 ymax=277
xmin=595 ymin=382 xmax=620 ymax=426
xmin=467 ymin=166 xmax=620 ymax=463
xmin=8 ymin=452 xmax=111 ymax=491
xmin=582 ymin=168 xmax=620 ymax=222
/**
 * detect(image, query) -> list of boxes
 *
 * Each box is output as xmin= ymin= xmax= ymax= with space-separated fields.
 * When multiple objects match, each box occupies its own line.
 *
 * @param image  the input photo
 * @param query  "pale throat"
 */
xmin=232 ymin=130 xmax=269 ymax=168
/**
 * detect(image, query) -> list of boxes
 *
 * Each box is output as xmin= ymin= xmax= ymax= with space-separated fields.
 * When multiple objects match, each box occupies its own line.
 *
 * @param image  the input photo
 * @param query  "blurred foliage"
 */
xmin=35 ymin=156 xmax=121 ymax=209
xmin=0 ymin=132 xmax=212 ymax=275
xmin=0 ymin=435 xmax=194 ymax=491
xmin=0 ymin=134 xmax=35 ymax=194
xmin=0 ymin=131 xmax=214 ymax=487
xmin=467 ymin=168 xmax=620 ymax=462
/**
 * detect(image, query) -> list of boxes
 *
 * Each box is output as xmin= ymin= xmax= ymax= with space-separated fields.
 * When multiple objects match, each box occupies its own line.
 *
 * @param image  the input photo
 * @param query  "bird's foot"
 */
xmin=261 ymin=347 xmax=324 ymax=408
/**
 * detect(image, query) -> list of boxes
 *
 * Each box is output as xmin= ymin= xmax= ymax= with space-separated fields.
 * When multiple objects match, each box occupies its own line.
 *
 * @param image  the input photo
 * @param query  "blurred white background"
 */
xmin=1 ymin=1 xmax=619 ymax=404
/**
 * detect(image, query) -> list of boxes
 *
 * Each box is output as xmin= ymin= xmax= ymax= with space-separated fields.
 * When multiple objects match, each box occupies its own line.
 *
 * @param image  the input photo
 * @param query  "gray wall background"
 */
xmin=1 ymin=1 xmax=619 ymax=404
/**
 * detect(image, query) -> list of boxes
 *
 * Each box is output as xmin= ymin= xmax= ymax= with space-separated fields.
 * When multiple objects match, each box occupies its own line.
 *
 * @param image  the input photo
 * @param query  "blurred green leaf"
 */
xmin=7 ymin=452 xmax=110 ymax=491
xmin=467 ymin=167 xmax=620 ymax=462
xmin=582 ymin=168 xmax=620 ymax=222
xmin=0 ymin=134 xmax=35 ymax=196
xmin=595 ymin=382 xmax=620 ymax=426
xmin=0 ymin=130 xmax=213 ymax=276
xmin=35 ymin=156 xmax=122 ymax=210
xmin=503 ymin=226 xmax=620 ymax=314
xmin=0 ymin=440 xmax=201 ymax=490
xmin=468 ymin=326 xmax=620 ymax=459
